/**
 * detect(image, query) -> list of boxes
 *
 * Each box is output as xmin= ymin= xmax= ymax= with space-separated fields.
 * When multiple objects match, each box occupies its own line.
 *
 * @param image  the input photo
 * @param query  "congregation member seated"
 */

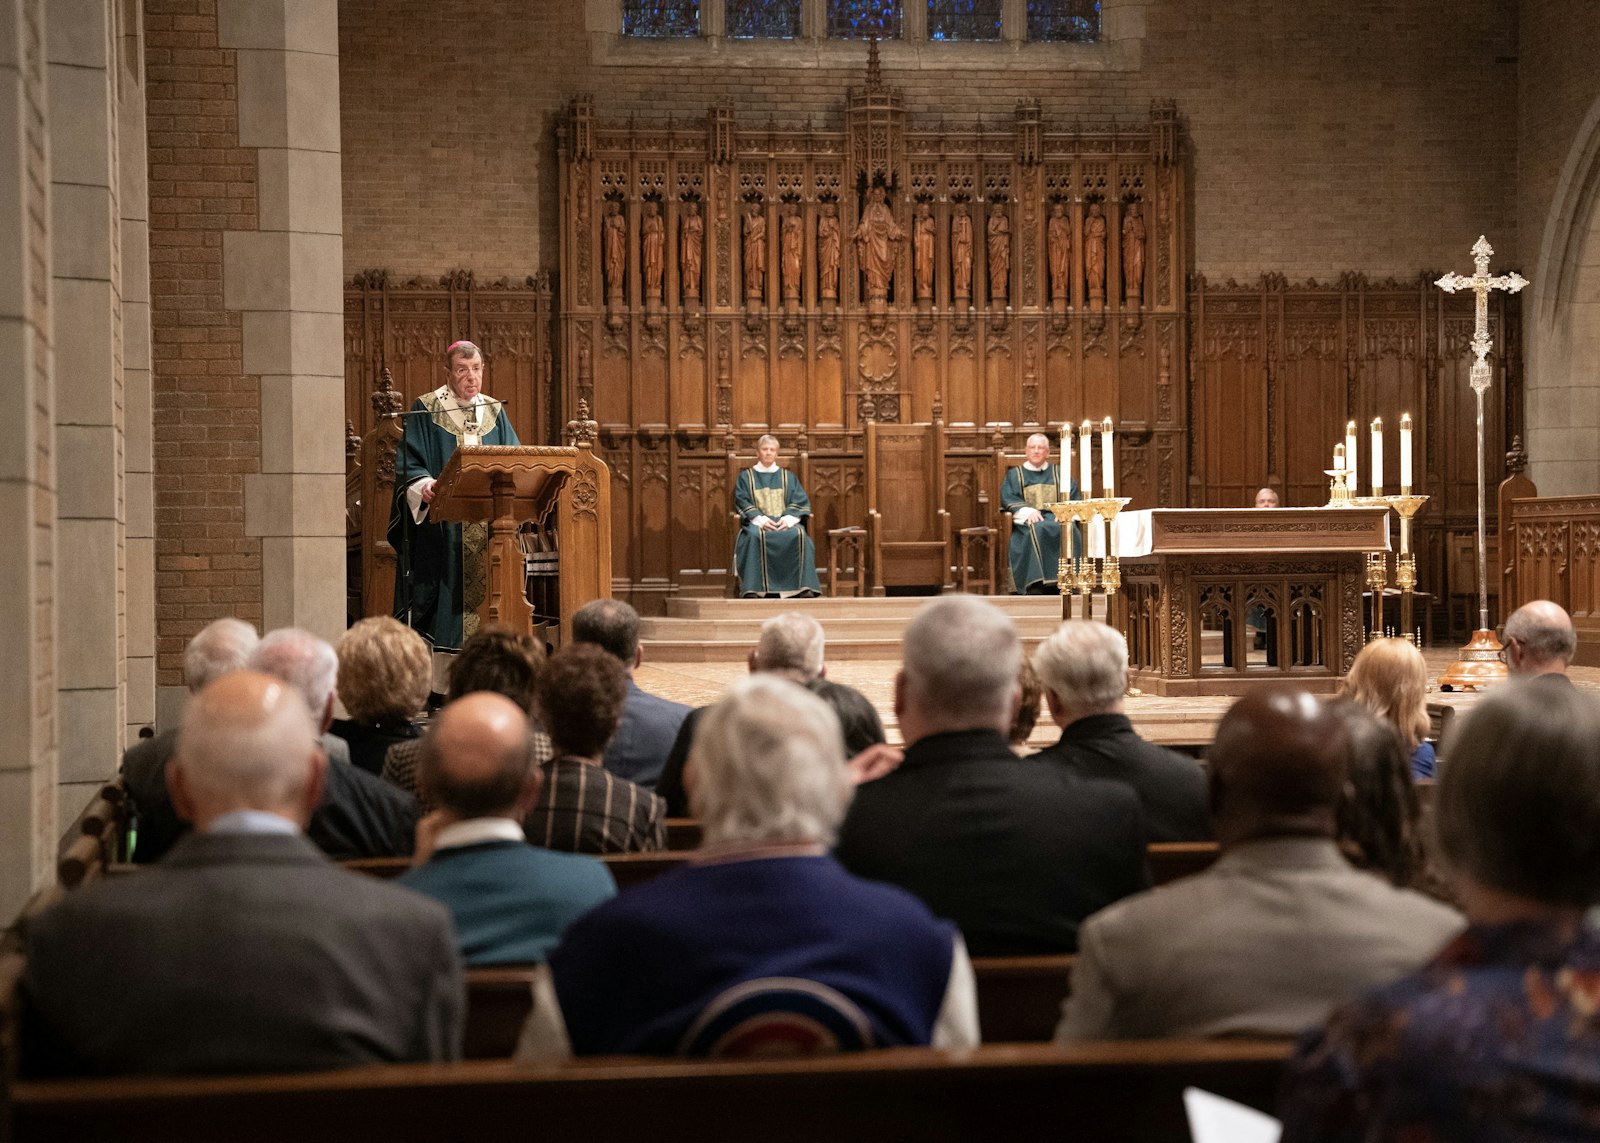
xmin=1031 ymin=620 xmax=1210 ymax=841
xmin=658 ymin=610 xmax=828 ymax=816
xmin=122 ymin=616 xmax=259 ymax=863
xmin=732 ymin=433 xmax=822 ymax=598
xmin=834 ymin=596 xmax=1148 ymax=956
xmin=528 ymin=643 xmax=667 ymax=853
xmin=1001 ymin=432 xmax=1076 ymax=595
xmin=805 ymin=677 xmax=887 ymax=757
xmin=1341 ymin=637 xmax=1436 ymax=779
xmin=1328 ymin=700 xmax=1431 ymax=893
xmin=1502 ymin=598 xmax=1578 ymax=684
xmin=1056 ymin=686 xmax=1463 ymax=1043
xmin=1008 ymin=656 xmax=1044 ymax=751
xmin=384 ymin=625 xmax=553 ymax=809
xmin=329 ymin=616 xmax=430 ymax=776
xmin=398 ymin=693 xmax=616 ymax=966
xmin=572 ymin=598 xmax=690 ymax=790
xmin=250 ymin=628 xmax=419 ymax=859
xmin=1282 ymin=682 xmax=1600 ymax=1140
xmin=517 ymin=675 xmax=977 ymax=1058
xmin=22 ymin=672 xmax=463 ymax=1076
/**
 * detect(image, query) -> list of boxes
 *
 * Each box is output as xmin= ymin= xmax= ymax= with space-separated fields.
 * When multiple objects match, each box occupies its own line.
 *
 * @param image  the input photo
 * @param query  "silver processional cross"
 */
xmin=1435 ymin=236 xmax=1526 ymax=635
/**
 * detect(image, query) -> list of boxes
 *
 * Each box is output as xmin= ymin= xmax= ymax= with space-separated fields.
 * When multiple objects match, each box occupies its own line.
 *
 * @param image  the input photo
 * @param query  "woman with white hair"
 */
xmin=520 ymin=675 xmax=976 ymax=1058
xmin=732 ymin=434 xmax=821 ymax=598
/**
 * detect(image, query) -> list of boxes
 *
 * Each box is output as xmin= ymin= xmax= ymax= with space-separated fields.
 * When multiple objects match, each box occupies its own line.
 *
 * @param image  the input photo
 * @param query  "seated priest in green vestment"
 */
xmin=1001 ymin=433 xmax=1079 ymax=594
xmin=388 ymin=340 xmax=521 ymax=653
xmin=733 ymin=435 xmax=822 ymax=599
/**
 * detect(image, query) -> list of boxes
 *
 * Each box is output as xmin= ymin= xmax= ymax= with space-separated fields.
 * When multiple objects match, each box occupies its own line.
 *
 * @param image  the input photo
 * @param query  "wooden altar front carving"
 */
xmin=1121 ymin=508 xmax=1390 ymax=696
xmin=558 ymin=48 xmax=1189 ymax=606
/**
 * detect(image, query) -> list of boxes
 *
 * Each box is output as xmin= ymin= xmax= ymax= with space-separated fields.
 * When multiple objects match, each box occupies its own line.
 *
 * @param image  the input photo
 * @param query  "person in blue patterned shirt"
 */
xmin=1281 ymin=680 xmax=1600 ymax=1141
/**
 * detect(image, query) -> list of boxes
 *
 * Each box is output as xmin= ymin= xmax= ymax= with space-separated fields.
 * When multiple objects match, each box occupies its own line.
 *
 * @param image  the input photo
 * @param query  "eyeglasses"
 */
xmin=1496 ymin=637 xmax=1519 ymax=664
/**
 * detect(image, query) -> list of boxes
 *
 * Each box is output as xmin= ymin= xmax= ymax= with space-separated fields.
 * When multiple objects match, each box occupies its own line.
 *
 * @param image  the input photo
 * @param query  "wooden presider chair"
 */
xmin=861 ymin=419 xmax=954 ymax=595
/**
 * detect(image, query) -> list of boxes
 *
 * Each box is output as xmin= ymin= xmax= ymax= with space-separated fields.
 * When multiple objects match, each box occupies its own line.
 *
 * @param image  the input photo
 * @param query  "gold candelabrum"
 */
xmin=1050 ymin=496 xmax=1133 ymax=623
xmin=1338 ymin=492 xmax=1431 ymax=643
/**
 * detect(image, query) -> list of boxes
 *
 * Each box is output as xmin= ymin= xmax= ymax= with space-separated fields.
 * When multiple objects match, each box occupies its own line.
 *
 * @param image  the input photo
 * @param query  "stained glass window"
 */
xmin=623 ymin=0 xmax=700 ymax=38
xmin=827 ymin=0 xmax=902 ymax=39
xmin=928 ymin=0 xmax=1001 ymax=42
xmin=1027 ymin=0 xmax=1100 ymax=42
xmin=727 ymin=0 xmax=802 ymax=38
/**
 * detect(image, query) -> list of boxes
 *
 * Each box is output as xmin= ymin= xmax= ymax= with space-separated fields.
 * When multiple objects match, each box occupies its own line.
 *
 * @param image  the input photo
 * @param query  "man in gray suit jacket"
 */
xmin=1056 ymin=686 xmax=1464 ymax=1043
xmin=23 ymin=671 xmax=464 ymax=1076
xmin=572 ymin=598 xmax=689 ymax=790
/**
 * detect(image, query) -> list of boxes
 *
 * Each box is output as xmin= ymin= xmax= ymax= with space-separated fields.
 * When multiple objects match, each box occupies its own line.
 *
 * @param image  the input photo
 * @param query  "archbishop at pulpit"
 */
xmin=388 ymin=340 xmax=521 ymax=651
xmin=733 ymin=435 xmax=821 ymax=598
xmin=1001 ymin=433 xmax=1079 ymax=595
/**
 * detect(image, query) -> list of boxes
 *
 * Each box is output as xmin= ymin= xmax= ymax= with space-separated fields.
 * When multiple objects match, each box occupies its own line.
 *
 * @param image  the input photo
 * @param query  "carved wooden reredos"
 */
xmin=559 ymin=47 xmax=1188 ymax=601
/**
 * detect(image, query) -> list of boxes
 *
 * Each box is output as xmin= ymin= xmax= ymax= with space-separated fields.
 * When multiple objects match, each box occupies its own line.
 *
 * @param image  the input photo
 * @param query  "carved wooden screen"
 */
xmin=1187 ymin=274 xmax=1522 ymax=610
xmin=344 ymin=270 xmax=556 ymax=446
xmin=558 ymin=58 xmax=1188 ymax=606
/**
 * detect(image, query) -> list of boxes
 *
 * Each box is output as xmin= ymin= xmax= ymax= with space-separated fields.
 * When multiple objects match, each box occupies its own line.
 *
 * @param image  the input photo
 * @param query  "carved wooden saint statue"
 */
xmin=913 ymin=201 xmax=935 ymax=301
xmin=854 ymin=185 xmax=904 ymax=302
xmin=743 ymin=204 xmax=767 ymax=301
xmin=987 ymin=203 xmax=1011 ymax=303
xmin=602 ymin=200 xmax=626 ymax=299
xmin=1085 ymin=200 xmax=1108 ymax=310
xmin=641 ymin=200 xmax=665 ymax=301
xmin=951 ymin=201 xmax=973 ymax=300
xmin=1122 ymin=200 xmax=1146 ymax=306
xmin=1047 ymin=201 xmax=1071 ymax=305
xmin=817 ymin=203 xmax=841 ymax=301
xmin=680 ymin=200 xmax=703 ymax=302
xmin=781 ymin=203 xmax=804 ymax=301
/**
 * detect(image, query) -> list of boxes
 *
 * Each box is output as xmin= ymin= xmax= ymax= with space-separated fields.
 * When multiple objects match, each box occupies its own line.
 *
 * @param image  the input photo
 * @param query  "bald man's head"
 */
xmin=1503 ymin=600 xmax=1577 ymax=676
xmin=416 ymin=692 xmax=540 ymax=820
xmin=1208 ymin=686 xmax=1349 ymax=845
xmin=169 ymin=671 xmax=325 ymax=829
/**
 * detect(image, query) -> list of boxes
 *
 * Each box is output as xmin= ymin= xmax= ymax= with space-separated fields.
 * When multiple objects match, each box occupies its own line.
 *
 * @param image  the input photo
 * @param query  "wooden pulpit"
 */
xmin=1117 ymin=507 xmax=1389 ymax=696
xmin=428 ymin=444 xmax=612 ymax=646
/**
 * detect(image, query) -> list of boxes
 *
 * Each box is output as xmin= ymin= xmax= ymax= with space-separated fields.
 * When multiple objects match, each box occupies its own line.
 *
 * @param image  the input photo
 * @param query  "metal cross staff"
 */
xmin=1435 ymin=236 xmax=1526 ymax=634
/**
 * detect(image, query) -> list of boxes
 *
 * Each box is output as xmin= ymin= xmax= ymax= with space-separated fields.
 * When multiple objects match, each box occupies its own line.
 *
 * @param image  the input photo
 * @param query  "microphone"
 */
xmin=380 ymin=396 xmax=507 ymax=419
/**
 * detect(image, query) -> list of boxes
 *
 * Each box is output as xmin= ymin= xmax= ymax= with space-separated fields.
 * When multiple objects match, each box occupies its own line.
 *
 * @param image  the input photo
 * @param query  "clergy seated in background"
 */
xmin=515 ymin=675 xmax=978 ymax=1059
xmin=1001 ymin=433 xmax=1078 ymax=594
xmin=1283 ymin=683 xmax=1600 ymax=1141
xmin=398 ymin=693 xmax=616 ymax=967
xmin=22 ymin=673 xmax=463 ymax=1076
xmin=1056 ymin=686 xmax=1463 ymax=1044
xmin=733 ymin=434 xmax=821 ymax=599
xmin=388 ymin=339 xmax=520 ymax=658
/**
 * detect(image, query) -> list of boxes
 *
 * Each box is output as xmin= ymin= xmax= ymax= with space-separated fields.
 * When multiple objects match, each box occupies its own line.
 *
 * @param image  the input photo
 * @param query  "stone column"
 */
xmin=50 ymin=0 xmax=128 ymax=828
xmin=0 ymin=0 xmax=58 ymax=917
xmin=220 ymin=0 xmax=344 ymax=639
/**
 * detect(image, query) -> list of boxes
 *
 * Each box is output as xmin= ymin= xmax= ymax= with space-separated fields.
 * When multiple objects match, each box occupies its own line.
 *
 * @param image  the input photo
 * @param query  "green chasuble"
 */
xmin=733 ymin=467 xmax=822 ymax=598
xmin=999 ymin=464 xmax=1079 ymax=594
xmin=388 ymin=388 xmax=520 ymax=651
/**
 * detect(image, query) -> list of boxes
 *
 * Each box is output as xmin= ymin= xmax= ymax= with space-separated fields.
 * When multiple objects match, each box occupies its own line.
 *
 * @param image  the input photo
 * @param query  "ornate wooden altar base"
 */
xmin=1119 ymin=508 xmax=1391 ymax=697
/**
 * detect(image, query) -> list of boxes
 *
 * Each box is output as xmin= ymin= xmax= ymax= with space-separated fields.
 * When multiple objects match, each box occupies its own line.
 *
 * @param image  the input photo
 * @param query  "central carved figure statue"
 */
xmin=854 ymin=185 xmax=904 ymax=301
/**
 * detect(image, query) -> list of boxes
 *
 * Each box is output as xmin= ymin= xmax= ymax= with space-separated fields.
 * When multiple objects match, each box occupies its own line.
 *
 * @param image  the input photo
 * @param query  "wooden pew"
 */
xmin=461 ymin=955 xmax=1078 ymax=1059
xmin=1147 ymin=841 xmax=1219 ymax=885
xmin=7 ymin=1040 xmax=1292 ymax=1143
xmin=664 ymin=818 xmax=703 ymax=850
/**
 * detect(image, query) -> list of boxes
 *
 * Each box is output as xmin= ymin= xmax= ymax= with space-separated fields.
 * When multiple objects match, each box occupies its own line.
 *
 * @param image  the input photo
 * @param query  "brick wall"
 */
xmin=339 ymin=0 xmax=1518 ymax=283
xmin=145 ymin=0 xmax=261 ymax=685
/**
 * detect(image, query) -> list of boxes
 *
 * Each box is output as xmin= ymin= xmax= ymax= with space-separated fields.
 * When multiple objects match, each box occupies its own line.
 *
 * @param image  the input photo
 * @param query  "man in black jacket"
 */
xmin=834 ymin=595 xmax=1147 ymax=956
xmin=1031 ymin=619 xmax=1210 ymax=843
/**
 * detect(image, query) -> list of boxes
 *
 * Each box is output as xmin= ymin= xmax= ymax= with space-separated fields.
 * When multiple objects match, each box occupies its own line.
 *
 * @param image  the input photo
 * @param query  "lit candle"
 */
xmin=1370 ymin=416 xmax=1384 ymax=497
xmin=1079 ymin=420 xmax=1093 ymax=497
xmin=1101 ymin=417 xmax=1115 ymax=497
xmin=1344 ymin=420 xmax=1358 ymax=480
xmin=1399 ymin=413 xmax=1413 ymax=493
xmin=1059 ymin=424 xmax=1071 ymax=494
xmin=1333 ymin=443 xmax=1345 ymax=473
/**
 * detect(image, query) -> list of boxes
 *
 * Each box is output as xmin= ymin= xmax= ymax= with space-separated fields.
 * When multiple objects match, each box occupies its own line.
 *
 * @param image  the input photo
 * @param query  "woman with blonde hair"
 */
xmin=1341 ymin=637 xmax=1435 ymax=779
xmin=331 ymin=615 xmax=433 ymax=775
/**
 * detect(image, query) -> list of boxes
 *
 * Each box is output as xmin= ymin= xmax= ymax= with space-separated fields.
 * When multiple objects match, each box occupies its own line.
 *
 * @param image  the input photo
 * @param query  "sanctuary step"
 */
xmin=640 ymin=594 xmax=1102 ymax=663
